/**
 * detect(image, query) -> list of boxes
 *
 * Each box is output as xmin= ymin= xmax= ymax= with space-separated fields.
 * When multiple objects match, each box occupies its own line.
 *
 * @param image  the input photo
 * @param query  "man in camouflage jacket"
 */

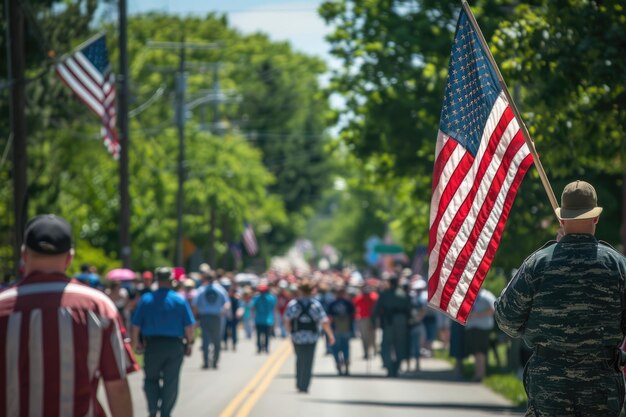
xmin=495 ymin=180 xmax=626 ymax=417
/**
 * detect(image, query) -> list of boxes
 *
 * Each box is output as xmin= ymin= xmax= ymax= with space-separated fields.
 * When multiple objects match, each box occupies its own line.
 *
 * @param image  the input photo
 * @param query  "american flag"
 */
xmin=427 ymin=9 xmax=534 ymax=324
xmin=56 ymin=34 xmax=120 ymax=159
xmin=242 ymin=223 xmax=259 ymax=256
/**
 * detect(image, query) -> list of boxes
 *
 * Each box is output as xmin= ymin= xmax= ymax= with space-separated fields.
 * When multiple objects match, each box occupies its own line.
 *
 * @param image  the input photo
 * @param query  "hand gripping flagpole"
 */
xmin=461 ymin=0 xmax=560 ymax=217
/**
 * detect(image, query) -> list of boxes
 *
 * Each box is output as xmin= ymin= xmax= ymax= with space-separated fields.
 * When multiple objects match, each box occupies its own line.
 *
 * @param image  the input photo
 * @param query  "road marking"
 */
xmin=233 ymin=342 xmax=292 ymax=417
xmin=218 ymin=341 xmax=292 ymax=417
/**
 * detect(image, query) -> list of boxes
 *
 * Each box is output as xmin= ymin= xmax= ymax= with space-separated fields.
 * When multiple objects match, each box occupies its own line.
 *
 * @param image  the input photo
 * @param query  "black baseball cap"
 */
xmin=23 ymin=214 xmax=73 ymax=255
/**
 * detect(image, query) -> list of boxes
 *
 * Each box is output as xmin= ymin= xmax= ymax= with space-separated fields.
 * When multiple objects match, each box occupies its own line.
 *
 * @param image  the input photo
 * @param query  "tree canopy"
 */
xmin=1 ymin=7 xmax=331 ymax=276
xmin=320 ymin=0 xmax=625 ymax=270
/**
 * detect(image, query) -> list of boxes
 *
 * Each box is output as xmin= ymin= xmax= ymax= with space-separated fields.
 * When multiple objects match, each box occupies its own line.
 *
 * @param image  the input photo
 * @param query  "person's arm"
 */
xmin=494 ymin=262 xmax=536 ymax=338
xmin=283 ymin=301 xmax=294 ymax=334
xmin=104 ymin=378 xmax=133 ymax=417
xmin=321 ymin=320 xmax=335 ymax=346
xmin=131 ymin=325 xmax=143 ymax=354
xmin=184 ymin=324 xmax=195 ymax=356
xmin=371 ymin=297 xmax=381 ymax=327
xmin=284 ymin=317 xmax=291 ymax=333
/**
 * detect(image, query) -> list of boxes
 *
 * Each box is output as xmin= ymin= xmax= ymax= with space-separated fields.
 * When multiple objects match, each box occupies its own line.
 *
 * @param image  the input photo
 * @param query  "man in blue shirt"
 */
xmin=132 ymin=267 xmax=195 ymax=417
xmin=328 ymin=287 xmax=355 ymax=375
xmin=75 ymin=263 xmax=101 ymax=288
xmin=192 ymin=271 xmax=229 ymax=369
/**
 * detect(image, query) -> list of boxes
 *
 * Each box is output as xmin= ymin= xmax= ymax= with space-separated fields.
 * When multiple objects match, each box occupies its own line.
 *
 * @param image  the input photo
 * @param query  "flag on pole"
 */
xmin=56 ymin=33 xmax=120 ymax=159
xmin=242 ymin=223 xmax=258 ymax=256
xmin=427 ymin=8 xmax=534 ymax=324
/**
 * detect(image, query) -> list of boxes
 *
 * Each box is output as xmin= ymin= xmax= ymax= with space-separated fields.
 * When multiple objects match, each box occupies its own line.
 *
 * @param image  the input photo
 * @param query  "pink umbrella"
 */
xmin=107 ymin=268 xmax=136 ymax=281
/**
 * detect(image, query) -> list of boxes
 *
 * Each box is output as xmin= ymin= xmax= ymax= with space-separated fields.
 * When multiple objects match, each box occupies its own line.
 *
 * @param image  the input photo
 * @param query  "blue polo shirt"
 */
xmin=75 ymin=272 xmax=101 ymax=288
xmin=193 ymin=283 xmax=228 ymax=316
xmin=132 ymin=288 xmax=195 ymax=337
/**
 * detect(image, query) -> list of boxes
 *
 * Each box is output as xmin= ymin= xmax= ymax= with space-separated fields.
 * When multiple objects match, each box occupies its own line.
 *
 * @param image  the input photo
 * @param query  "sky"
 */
xmin=127 ymin=0 xmax=335 ymax=66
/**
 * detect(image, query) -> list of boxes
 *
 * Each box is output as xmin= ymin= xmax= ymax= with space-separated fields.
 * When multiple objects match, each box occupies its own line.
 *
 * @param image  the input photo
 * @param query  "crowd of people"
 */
xmin=0 ymin=214 xmax=498 ymax=417
xmin=72 ymin=259 xmax=501 ymax=385
xmin=63 ymin=258 xmax=501 ymax=416
xmin=4 ymin=180 xmax=624 ymax=417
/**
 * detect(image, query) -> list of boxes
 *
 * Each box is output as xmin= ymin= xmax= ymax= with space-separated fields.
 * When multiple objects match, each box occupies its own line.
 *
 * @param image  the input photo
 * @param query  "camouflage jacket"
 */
xmin=495 ymin=234 xmax=626 ymax=355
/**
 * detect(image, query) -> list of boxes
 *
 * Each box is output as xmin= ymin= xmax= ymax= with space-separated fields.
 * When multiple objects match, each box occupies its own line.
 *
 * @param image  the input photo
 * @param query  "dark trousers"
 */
xmin=199 ymin=314 xmax=222 ymax=367
xmin=294 ymin=342 xmax=317 ymax=392
xmin=332 ymin=332 xmax=351 ymax=367
xmin=256 ymin=324 xmax=271 ymax=353
xmin=223 ymin=319 xmax=239 ymax=348
xmin=143 ymin=337 xmax=185 ymax=417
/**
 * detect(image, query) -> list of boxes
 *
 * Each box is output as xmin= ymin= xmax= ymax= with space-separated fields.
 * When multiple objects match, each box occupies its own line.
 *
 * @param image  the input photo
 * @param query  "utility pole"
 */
xmin=6 ymin=0 xmax=27 ymax=277
xmin=211 ymin=63 xmax=221 ymax=135
xmin=147 ymin=40 xmax=219 ymax=267
xmin=118 ymin=0 xmax=131 ymax=268
xmin=174 ymin=41 xmax=186 ymax=268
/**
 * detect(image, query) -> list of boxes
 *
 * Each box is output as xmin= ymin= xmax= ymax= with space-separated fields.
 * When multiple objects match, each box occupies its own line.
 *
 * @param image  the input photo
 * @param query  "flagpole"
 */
xmin=72 ymin=31 xmax=107 ymax=54
xmin=461 ymin=0 xmax=560 ymax=216
xmin=118 ymin=0 xmax=131 ymax=268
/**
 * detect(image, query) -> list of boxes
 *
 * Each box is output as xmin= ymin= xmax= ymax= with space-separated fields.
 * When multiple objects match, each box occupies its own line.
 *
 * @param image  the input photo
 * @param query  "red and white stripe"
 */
xmin=0 ymin=277 xmax=137 ymax=416
xmin=427 ymin=92 xmax=534 ymax=323
xmin=243 ymin=225 xmax=259 ymax=256
xmin=56 ymin=52 xmax=120 ymax=159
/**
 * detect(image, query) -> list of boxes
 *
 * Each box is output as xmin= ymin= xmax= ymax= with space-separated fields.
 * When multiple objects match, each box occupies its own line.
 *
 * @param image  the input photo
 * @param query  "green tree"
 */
xmin=1 ymin=10 xmax=330 ymax=276
xmin=319 ymin=0 xmax=625 ymax=271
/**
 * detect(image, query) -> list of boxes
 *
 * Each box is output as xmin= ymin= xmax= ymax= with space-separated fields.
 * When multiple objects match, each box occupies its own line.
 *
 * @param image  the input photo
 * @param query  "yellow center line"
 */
xmin=233 ymin=342 xmax=292 ymax=417
xmin=218 ymin=341 xmax=292 ymax=417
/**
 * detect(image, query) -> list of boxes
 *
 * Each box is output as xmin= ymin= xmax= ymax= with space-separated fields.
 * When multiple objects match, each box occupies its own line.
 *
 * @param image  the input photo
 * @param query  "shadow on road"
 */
xmin=305 ymin=398 xmax=525 ymax=414
xmin=276 ymin=369 xmax=482 ymax=383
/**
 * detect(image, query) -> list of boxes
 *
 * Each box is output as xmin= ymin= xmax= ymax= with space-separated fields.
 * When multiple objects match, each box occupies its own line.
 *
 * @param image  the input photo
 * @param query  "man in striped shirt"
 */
xmin=0 ymin=214 xmax=138 ymax=417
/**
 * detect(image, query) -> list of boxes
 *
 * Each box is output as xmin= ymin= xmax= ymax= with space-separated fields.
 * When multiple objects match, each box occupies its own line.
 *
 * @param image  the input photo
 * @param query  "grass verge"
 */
xmin=434 ymin=343 xmax=527 ymax=407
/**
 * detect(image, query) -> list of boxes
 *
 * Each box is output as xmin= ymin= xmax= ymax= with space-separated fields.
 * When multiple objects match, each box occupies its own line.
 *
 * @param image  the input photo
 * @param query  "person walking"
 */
xmin=131 ymin=267 xmax=195 ymax=417
xmin=353 ymin=283 xmax=379 ymax=360
xmin=223 ymin=286 xmax=242 ymax=351
xmin=252 ymin=283 xmax=277 ymax=353
xmin=192 ymin=271 xmax=229 ymax=369
xmin=408 ymin=279 xmax=428 ymax=372
xmin=0 ymin=214 xmax=138 ymax=417
xmin=496 ymin=180 xmax=626 ymax=416
xmin=465 ymin=288 xmax=496 ymax=382
xmin=241 ymin=287 xmax=255 ymax=339
xmin=327 ymin=287 xmax=355 ymax=375
xmin=284 ymin=279 xmax=335 ymax=393
xmin=372 ymin=275 xmax=412 ymax=377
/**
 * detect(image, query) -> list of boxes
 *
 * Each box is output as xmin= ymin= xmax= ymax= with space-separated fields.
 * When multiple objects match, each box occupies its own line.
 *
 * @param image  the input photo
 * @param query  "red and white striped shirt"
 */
xmin=0 ymin=272 xmax=138 ymax=417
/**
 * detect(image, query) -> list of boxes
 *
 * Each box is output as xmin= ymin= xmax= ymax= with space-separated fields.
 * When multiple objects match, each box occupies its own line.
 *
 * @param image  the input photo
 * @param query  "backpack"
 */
xmin=204 ymin=285 xmax=220 ymax=305
xmin=291 ymin=300 xmax=318 ymax=333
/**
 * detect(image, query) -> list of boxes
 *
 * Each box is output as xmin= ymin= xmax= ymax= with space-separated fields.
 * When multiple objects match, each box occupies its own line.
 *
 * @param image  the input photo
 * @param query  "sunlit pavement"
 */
xmin=102 ymin=333 xmax=523 ymax=417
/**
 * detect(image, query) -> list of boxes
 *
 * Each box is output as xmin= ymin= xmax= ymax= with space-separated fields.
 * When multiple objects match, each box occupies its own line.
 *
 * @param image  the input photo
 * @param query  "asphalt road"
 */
xmin=103 ymin=332 xmax=524 ymax=417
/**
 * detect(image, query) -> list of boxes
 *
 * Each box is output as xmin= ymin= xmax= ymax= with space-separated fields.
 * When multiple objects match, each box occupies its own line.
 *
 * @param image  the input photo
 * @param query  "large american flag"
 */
xmin=427 ymin=9 xmax=534 ymax=324
xmin=56 ymin=34 xmax=120 ymax=159
xmin=242 ymin=223 xmax=259 ymax=256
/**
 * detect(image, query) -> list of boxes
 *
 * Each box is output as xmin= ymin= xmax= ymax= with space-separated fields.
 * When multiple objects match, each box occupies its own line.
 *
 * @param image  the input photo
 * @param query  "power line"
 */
xmin=0 ymin=134 xmax=13 ymax=172
xmin=129 ymin=84 xmax=167 ymax=118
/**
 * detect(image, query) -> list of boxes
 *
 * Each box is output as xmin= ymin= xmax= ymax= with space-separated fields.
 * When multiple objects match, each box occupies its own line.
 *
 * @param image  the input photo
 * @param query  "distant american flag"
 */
xmin=56 ymin=34 xmax=120 ymax=159
xmin=242 ymin=223 xmax=258 ymax=256
xmin=427 ymin=9 xmax=534 ymax=324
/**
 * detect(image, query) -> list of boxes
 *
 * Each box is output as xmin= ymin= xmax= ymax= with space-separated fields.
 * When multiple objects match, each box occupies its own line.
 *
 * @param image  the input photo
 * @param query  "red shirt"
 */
xmin=0 ymin=272 xmax=138 ymax=417
xmin=277 ymin=293 xmax=292 ymax=316
xmin=353 ymin=291 xmax=379 ymax=320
